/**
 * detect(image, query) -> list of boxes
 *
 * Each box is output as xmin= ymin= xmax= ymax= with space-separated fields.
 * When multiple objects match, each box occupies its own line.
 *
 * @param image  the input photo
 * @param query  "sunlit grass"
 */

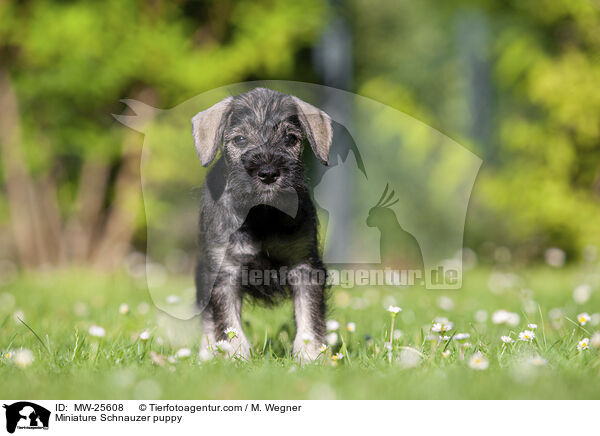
xmin=1 ymin=266 xmax=599 ymax=399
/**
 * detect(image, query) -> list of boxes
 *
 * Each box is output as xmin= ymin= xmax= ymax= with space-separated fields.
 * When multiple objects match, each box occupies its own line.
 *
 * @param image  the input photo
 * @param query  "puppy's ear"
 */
xmin=191 ymin=97 xmax=232 ymax=166
xmin=292 ymin=97 xmax=332 ymax=165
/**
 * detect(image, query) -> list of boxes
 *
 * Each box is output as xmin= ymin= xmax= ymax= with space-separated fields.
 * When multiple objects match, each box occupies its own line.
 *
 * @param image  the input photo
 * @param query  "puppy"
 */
xmin=192 ymin=88 xmax=332 ymax=362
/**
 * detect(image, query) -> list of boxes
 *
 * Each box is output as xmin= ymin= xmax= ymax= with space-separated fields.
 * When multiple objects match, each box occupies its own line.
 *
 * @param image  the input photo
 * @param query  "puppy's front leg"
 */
xmin=289 ymin=263 xmax=327 ymax=363
xmin=208 ymin=273 xmax=252 ymax=359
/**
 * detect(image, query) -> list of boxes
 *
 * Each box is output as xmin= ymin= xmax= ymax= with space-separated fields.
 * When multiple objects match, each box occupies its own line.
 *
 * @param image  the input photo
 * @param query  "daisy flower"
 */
xmin=491 ymin=310 xmax=520 ymax=326
xmin=577 ymin=338 xmax=590 ymax=351
xmin=139 ymin=330 xmax=151 ymax=341
xmin=501 ymin=335 xmax=514 ymax=344
xmin=224 ymin=327 xmax=238 ymax=340
xmin=346 ymin=322 xmax=356 ymax=333
xmin=175 ymin=348 xmax=192 ymax=359
xmin=319 ymin=344 xmax=328 ymax=353
xmin=13 ymin=348 xmax=34 ymax=368
xmin=442 ymin=350 xmax=451 ymax=358
xmin=468 ymin=352 xmax=489 ymax=370
xmin=454 ymin=333 xmax=470 ymax=341
xmin=119 ymin=303 xmax=130 ymax=315
xmin=387 ymin=306 xmax=402 ymax=315
xmin=326 ymin=320 xmax=340 ymax=331
xmin=214 ymin=340 xmax=233 ymax=354
xmin=326 ymin=332 xmax=338 ymax=346
xmin=332 ymin=352 xmax=344 ymax=361
xmin=577 ymin=313 xmax=591 ymax=326
xmin=518 ymin=330 xmax=535 ymax=342
xmin=88 ymin=325 xmax=106 ymax=338
xmin=527 ymin=323 xmax=537 ymax=329
xmin=431 ymin=320 xmax=453 ymax=333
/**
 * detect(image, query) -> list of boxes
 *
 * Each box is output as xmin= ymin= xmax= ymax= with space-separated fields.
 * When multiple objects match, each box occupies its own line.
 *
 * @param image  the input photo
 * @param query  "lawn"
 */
xmin=1 ymin=266 xmax=599 ymax=399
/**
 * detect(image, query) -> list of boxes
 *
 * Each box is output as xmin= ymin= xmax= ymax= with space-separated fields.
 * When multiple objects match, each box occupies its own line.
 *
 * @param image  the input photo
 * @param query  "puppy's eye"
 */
xmin=232 ymin=135 xmax=247 ymax=146
xmin=284 ymin=133 xmax=299 ymax=146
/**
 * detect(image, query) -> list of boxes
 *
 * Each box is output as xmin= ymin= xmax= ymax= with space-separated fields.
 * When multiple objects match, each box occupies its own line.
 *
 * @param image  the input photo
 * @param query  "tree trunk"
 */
xmin=0 ymin=68 xmax=43 ymax=267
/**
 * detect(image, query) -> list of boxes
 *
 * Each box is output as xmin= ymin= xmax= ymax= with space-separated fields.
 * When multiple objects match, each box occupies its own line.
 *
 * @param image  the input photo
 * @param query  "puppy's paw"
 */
xmin=293 ymin=337 xmax=324 ymax=364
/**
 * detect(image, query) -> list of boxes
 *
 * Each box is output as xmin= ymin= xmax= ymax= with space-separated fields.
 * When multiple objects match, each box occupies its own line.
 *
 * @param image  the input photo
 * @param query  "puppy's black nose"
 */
xmin=257 ymin=166 xmax=280 ymax=184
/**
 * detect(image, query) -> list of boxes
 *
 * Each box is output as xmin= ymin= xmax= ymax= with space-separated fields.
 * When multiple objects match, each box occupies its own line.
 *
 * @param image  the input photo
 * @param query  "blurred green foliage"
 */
xmin=0 ymin=0 xmax=599 ymax=267
xmin=352 ymin=0 xmax=600 ymax=262
xmin=0 ymin=0 xmax=326 ymax=266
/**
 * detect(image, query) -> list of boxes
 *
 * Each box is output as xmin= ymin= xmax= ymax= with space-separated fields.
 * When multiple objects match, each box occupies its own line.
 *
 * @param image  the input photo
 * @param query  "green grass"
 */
xmin=1 ymin=266 xmax=599 ymax=399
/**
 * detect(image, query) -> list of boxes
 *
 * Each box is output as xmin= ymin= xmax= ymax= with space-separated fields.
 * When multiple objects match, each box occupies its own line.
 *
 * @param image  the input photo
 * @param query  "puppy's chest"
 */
xmin=233 ymin=205 xmax=313 ymax=263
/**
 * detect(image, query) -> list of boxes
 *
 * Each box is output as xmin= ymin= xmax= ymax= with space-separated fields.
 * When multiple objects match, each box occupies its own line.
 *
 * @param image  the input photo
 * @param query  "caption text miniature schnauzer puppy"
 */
xmin=192 ymin=88 xmax=332 ymax=362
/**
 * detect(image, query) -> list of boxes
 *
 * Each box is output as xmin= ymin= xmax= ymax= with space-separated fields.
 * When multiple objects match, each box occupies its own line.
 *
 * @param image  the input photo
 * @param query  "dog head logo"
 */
xmin=3 ymin=402 xmax=50 ymax=434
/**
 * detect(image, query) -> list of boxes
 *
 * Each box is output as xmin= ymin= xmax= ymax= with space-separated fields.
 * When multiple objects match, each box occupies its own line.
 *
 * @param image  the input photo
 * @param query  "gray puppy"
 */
xmin=192 ymin=88 xmax=332 ymax=361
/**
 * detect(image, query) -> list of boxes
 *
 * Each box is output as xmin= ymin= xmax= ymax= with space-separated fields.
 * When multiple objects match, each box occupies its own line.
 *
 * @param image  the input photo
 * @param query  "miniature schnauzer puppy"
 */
xmin=192 ymin=88 xmax=332 ymax=362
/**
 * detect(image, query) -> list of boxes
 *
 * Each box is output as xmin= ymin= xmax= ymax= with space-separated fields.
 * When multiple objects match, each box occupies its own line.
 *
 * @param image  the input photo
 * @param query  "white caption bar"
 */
xmin=0 ymin=400 xmax=596 ymax=435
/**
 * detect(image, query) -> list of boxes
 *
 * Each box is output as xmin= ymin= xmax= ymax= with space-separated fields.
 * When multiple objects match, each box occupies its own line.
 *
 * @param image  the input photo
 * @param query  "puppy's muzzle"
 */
xmin=257 ymin=165 xmax=280 ymax=184
xmin=242 ymin=150 xmax=286 ymax=186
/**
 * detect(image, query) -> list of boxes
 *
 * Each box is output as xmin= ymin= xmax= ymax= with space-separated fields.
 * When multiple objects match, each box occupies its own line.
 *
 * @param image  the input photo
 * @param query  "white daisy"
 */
xmin=139 ymin=330 xmax=151 ymax=341
xmin=387 ymin=306 xmax=402 ymax=315
xmin=527 ymin=323 xmax=537 ymax=329
xmin=346 ymin=322 xmax=356 ymax=333
xmin=577 ymin=338 xmax=590 ymax=351
xmin=506 ymin=312 xmax=520 ymax=327
xmin=224 ymin=327 xmax=238 ymax=340
xmin=13 ymin=348 xmax=34 ymax=368
xmin=491 ymin=310 xmax=520 ymax=326
xmin=518 ymin=330 xmax=535 ymax=342
xmin=573 ymin=284 xmax=592 ymax=304
xmin=214 ymin=340 xmax=233 ymax=354
xmin=454 ymin=333 xmax=470 ymax=341
xmin=319 ymin=344 xmax=328 ymax=353
xmin=468 ymin=352 xmax=489 ymax=370
xmin=332 ymin=352 xmax=344 ymax=361
xmin=326 ymin=320 xmax=340 ymax=331
xmin=431 ymin=320 xmax=453 ymax=333
xmin=175 ymin=348 xmax=192 ymax=359
xmin=501 ymin=335 xmax=514 ymax=344
xmin=88 ymin=325 xmax=106 ymax=338
xmin=442 ymin=350 xmax=451 ymax=358
xmin=577 ymin=312 xmax=591 ymax=326
xmin=118 ymin=303 xmax=130 ymax=315
xmin=326 ymin=332 xmax=338 ymax=346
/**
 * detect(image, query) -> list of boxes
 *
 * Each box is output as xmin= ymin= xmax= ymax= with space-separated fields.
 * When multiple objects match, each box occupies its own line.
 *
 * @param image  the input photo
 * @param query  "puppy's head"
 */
xmin=192 ymin=88 xmax=332 ymax=199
